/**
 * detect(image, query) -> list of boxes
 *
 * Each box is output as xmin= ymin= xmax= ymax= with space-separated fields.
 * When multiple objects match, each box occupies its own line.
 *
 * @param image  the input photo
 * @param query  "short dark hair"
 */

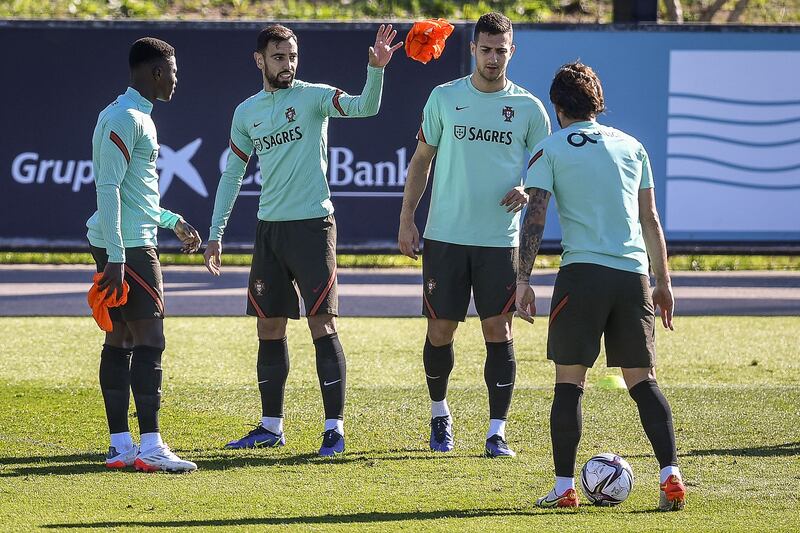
xmin=129 ymin=37 xmax=174 ymax=68
xmin=549 ymin=61 xmax=606 ymax=120
xmin=256 ymin=24 xmax=297 ymax=53
xmin=473 ymin=12 xmax=513 ymax=41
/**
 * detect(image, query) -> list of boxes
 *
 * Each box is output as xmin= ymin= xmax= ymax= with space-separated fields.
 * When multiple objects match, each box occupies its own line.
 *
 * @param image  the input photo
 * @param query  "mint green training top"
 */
xmin=418 ymin=76 xmax=551 ymax=247
xmin=86 ymin=87 xmax=181 ymax=263
xmin=525 ymin=120 xmax=654 ymax=275
xmin=209 ymin=65 xmax=384 ymax=241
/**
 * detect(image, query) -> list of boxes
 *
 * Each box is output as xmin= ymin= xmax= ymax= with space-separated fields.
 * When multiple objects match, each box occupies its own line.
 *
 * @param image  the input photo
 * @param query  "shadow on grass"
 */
xmin=619 ymin=441 xmax=800 ymax=462
xmin=42 ymin=507 xmax=604 ymax=528
xmin=685 ymin=441 xmax=800 ymax=458
xmin=0 ymin=453 xmax=99 ymax=466
xmin=0 ymin=447 xmax=461 ymax=477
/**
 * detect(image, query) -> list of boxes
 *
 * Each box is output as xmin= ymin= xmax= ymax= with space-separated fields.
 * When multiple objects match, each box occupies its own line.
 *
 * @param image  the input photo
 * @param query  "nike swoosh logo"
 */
xmin=425 ymin=374 xmax=440 ymax=380
xmin=253 ymin=122 xmax=263 ymax=128
xmin=496 ymin=382 xmax=514 ymax=388
xmin=323 ymin=379 xmax=342 ymax=386
xmin=312 ymin=281 xmax=324 ymax=294
xmin=455 ymin=106 xmax=469 ymax=111
xmin=506 ymin=284 xmax=515 ymax=291
xmin=258 ymin=379 xmax=269 ymax=384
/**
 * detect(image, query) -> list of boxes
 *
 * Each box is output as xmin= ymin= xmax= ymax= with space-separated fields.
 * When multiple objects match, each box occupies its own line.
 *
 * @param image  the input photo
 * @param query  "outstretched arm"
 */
xmin=323 ymin=25 xmax=403 ymax=119
xmin=515 ymin=188 xmax=551 ymax=323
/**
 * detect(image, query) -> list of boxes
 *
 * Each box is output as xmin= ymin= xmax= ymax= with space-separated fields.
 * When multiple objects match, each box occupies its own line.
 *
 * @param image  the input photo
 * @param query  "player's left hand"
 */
xmin=369 ymin=24 xmax=403 ymax=68
xmin=515 ymin=282 xmax=536 ymax=324
xmin=174 ymin=219 xmax=202 ymax=254
xmin=500 ymin=186 xmax=529 ymax=213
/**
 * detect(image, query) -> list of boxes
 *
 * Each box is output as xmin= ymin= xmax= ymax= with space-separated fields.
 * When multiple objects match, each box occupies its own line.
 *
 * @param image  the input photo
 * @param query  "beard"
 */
xmin=266 ymin=69 xmax=294 ymax=89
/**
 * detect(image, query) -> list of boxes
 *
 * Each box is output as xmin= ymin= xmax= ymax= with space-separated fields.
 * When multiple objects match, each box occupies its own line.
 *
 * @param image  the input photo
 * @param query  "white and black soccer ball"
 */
xmin=580 ymin=453 xmax=634 ymax=506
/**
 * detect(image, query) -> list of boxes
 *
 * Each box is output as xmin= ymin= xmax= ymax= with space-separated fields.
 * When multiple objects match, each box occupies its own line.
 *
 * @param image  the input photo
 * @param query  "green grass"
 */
xmin=2 ymin=251 xmax=799 ymax=270
xmin=2 ymin=0 xmax=798 ymax=23
xmin=0 ymin=316 xmax=798 ymax=531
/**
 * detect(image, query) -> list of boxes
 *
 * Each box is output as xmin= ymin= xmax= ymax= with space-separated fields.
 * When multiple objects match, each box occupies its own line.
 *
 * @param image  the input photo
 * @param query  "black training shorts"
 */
xmin=90 ymin=245 xmax=165 ymax=322
xmin=247 ymin=215 xmax=338 ymax=320
xmin=547 ymin=262 xmax=656 ymax=368
xmin=421 ymin=239 xmax=517 ymax=322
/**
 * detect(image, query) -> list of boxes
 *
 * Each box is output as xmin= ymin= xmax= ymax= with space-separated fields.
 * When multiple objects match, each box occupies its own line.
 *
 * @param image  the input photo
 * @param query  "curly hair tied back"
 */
xmin=549 ymin=61 xmax=605 ymax=121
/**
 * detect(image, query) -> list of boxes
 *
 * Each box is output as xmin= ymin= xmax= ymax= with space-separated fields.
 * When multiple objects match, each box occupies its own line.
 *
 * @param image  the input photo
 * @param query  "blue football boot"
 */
xmin=484 ymin=434 xmax=516 ymax=458
xmin=319 ymin=429 xmax=345 ymax=457
xmin=224 ymin=424 xmax=285 ymax=449
xmin=430 ymin=415 xmax=455 ymax=452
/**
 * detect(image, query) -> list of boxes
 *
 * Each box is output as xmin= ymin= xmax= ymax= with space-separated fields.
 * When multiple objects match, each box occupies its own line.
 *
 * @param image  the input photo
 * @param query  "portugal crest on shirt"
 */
xmin=502 ymin=106 xmax=515 ymax=122
xmin=285 ymin=107 xmax=297 ymax=123
xmin=453 ymin=125 xmax=466 ymax=139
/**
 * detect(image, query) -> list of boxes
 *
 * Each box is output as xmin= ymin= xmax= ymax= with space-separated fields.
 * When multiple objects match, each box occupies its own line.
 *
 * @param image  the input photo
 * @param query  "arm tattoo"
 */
xmin=517 ymin=188 xmax=551 ymax=283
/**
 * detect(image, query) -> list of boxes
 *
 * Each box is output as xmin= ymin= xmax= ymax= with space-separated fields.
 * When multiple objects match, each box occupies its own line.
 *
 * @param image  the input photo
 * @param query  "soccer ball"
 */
xmin=580 ymin=453 xmax=634 ymax=506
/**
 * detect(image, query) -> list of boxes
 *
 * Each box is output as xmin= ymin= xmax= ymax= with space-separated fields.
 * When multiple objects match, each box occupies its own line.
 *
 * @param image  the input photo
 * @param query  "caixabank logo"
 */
xmin=10 ymin=138 xmax=208 ymax=198
xmin=224 ymin=145 xmax=410 ymax=199
xmin=10 ymin=140 xmax=410 ymax=200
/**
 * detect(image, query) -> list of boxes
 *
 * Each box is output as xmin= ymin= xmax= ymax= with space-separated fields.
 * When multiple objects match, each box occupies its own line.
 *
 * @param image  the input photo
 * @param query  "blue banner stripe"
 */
xmin=668 ymin=177 xmax=800 ymax=190
xmin=668 ymin=114 xmax=800 ymax=126
xmin=669 ymin=93 xmax=800 ymax=107
xmin=668 ymin=133 xmax=800 ymax=148
xmin=668 ymin=154 xmax=800 ymax=172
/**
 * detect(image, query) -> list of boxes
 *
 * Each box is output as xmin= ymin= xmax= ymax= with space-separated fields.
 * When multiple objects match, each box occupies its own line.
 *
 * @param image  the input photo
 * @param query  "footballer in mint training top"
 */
xmin=86 ymin=86 xmax=182 ymax=263
xmin=398 ymin=12 xmax=551 ymax=461
xmin=206 ymin=24 xmax=404 ymax=457
xmin=418 ymin=75 xmax=550 ymax=247
xmin=209 ymin=60 xmax=383 ymax=237
xmin=86 ymin=37 xmax=201 ymax=474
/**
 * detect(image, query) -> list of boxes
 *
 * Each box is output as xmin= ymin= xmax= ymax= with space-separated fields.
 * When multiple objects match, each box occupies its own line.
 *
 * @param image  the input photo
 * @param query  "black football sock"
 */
xmin=423 ymin=337 xmax=454 ymax=403
xmin=551 ymin=383 xmax=584 ymax=477
xmin=130 ymin=345 xmax=163 ymax=435
xmin=99 ymin=344 xmax=133 ymax=434
xmin=629 ymin=379 xmax=679 ymax=469
xmin=484 ymin=340 xmax=516 ymax=421
xmin=257 ymin=338 xmax=290 ymax=419
xmin=314 ymin=333 xmax=346 ymax=420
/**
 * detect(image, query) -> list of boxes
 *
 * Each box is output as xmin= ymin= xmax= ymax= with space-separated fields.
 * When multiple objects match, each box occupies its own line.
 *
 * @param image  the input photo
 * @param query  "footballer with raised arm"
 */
xmin=398 ymin=12 xmax=551 ymax=458
xmin=204 ymin=24 xmax=403 ymax=457
xmin=86 ymin=37 xmax=202 ymax=473
xmin=516 ymin=61 xmax=685 ymax=510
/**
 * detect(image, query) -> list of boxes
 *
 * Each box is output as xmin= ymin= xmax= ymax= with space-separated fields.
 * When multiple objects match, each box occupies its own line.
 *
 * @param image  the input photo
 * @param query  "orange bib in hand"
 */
xmin=405 ymin=19 xmax=455 ymax=64
xmin=87 ymin=273 xmax=130 ymax=332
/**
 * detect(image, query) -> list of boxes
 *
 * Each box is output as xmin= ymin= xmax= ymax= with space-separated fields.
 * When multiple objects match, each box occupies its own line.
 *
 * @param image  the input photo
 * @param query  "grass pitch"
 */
xmin=0 ymin=316 xmax=798 ymax=531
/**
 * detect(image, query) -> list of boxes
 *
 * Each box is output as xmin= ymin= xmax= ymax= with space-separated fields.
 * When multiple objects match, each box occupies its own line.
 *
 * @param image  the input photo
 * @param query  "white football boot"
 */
xmin=105 ymin=444 xmax=139 ymax=469
xmin=134 ymin=444 xmax=197 ymax=473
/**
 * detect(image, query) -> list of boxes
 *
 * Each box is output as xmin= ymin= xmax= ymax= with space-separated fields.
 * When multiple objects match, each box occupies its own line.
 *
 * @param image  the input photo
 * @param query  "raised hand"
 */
xmin=369 ymin=24 xmax=404 ymax=68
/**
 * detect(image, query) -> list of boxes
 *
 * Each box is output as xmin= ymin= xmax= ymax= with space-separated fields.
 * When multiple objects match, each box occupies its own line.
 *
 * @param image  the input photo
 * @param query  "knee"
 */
xmin=141 ymin=331 xmax=165 ymax=350
xmin=482 ymin=315 xmax=512 ymax=342
xmin=427 ymin=320 xmax=457 ymax=346
xmin=129 ymin=321 xmax=165 ymax=350
xmin=308 ymin=314 xmax=336 ymax=340
xmin=257 ymin=317 xmax=288 ymax=340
